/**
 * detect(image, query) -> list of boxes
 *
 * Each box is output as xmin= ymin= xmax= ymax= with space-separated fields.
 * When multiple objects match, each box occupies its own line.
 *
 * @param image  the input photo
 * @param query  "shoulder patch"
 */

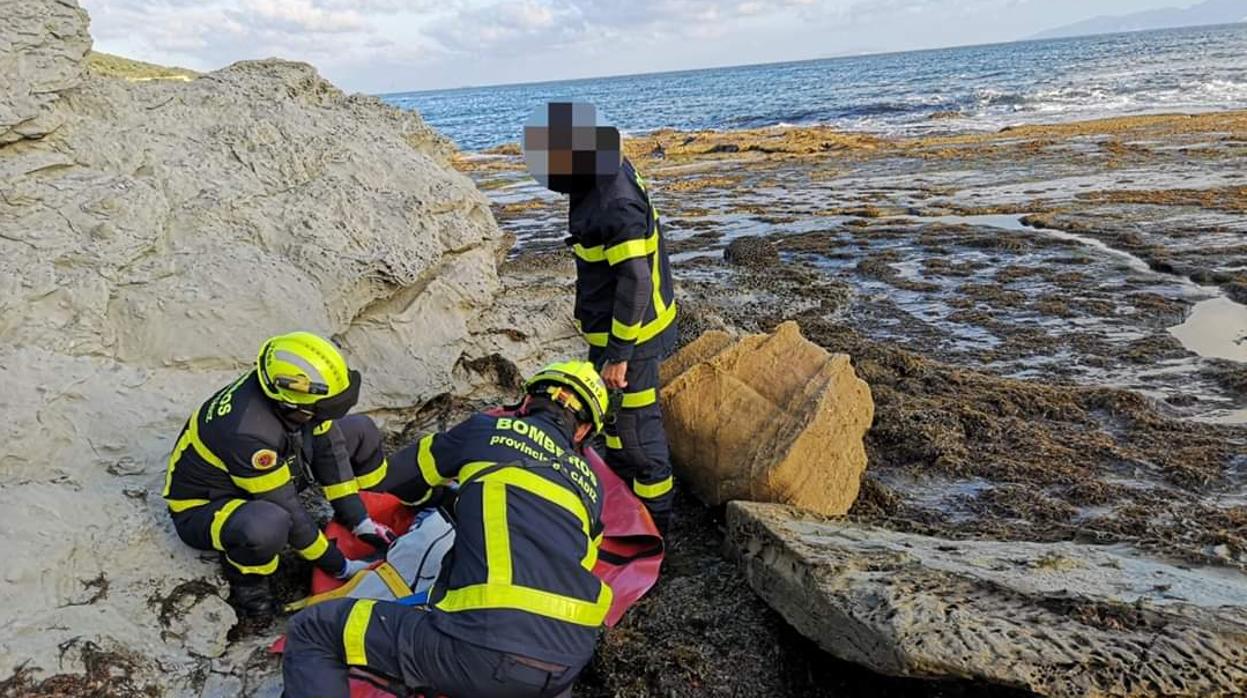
xmin=312 ymin=420 xmax=333 ymax=436
xmin=251 ymin=449 xmax=279 ymax=470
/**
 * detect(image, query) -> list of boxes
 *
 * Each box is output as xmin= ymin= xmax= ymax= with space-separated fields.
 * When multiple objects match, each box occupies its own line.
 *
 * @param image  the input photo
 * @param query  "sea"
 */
xmin=382 ymin=22 xmax=1247 ymax=152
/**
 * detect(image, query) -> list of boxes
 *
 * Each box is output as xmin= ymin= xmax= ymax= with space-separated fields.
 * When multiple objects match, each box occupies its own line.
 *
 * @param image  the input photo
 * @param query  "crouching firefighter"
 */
xmin=522 ymin=101 xmax=679 ymax=533
xmin=163 ymin=332 xmax=408 ymax=622
xmin=282 ymin=361 xmax=612 ymax=698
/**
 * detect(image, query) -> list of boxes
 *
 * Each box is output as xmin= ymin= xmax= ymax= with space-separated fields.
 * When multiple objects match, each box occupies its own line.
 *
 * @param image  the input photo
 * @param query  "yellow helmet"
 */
xmin=256 ymin=332 xmax=361 ymax=419
xmin=525 ymin=360 xmax=610 ymax=434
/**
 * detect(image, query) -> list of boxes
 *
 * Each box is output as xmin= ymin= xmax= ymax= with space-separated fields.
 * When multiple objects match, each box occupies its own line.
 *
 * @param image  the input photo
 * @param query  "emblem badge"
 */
xmin=251 ymin=449 xmax=279 ymax=470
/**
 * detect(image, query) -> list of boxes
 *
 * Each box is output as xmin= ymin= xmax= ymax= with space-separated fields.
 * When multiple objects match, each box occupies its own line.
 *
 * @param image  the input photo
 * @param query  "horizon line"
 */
xmin=380 ymin=20 xmax=1246 ymax=97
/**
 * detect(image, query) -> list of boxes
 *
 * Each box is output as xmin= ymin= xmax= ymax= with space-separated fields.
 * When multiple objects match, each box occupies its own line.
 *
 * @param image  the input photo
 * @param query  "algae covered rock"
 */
xmin=659 ymin=321 xmax=874 ymax=516
xmin=723 ymin=235 xmax=779 ymax=268
xmin=728 ymin=501 xmax=1247 ymax=697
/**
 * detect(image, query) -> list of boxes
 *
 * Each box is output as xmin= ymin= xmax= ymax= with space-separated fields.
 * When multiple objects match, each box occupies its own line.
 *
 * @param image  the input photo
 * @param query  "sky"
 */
xmin=81 ymin=0 xmax=1194 ymax=93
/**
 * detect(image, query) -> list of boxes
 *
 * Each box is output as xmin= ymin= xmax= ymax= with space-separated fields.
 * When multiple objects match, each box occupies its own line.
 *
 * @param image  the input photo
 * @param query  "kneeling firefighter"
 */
xmin=163 ymin=332 xmax=416 ymax=621
xmin=282 ymin=361 xmax=612 ymax=698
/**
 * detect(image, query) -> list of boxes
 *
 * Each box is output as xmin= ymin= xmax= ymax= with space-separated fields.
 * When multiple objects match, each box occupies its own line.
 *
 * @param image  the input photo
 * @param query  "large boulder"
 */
xmin=0 ymin=0 xmax=91 ymax=143
xmin=0 ymin=0 xmax=556 ymax=690
xmin=659 ymin=321 xmax=873 ymax=516
xmin=728 ymin=501 xmax=1247 ymax=697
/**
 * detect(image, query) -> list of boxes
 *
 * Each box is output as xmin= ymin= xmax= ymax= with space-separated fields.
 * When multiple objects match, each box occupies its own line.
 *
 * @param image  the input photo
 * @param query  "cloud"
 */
xmin=80 ymin=0 xmax=1163 ymax=93
xmin=243 ymin=0 xmax=369 ymax=33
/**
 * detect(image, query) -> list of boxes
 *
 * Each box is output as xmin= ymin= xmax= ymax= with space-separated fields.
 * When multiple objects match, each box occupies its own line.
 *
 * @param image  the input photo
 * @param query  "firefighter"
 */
xmin=523 ymin=101 xmax=678 ymax=532
xmin=282 ymin=361 xmax=611 ymax=698
xmin=163 ymin=332 xmax=413 ymax=622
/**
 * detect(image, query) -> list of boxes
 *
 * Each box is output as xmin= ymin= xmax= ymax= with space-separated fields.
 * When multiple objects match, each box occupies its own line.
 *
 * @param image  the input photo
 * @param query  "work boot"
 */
xmin=222 ymin=557 xmax=279 ymax=625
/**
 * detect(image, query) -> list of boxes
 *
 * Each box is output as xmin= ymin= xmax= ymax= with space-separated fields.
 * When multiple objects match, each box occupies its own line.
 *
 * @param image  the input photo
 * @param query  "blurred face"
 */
xmin=523 ymin=101 xmax=621 ymax=194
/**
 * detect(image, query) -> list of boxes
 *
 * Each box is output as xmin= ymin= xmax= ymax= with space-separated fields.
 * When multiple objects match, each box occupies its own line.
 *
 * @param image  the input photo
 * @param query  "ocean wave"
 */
xmin=389 ymin=24 xmax=1247 ymax=150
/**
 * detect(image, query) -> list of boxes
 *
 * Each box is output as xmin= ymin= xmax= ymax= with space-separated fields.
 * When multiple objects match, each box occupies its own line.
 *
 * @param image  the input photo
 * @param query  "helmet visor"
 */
xmin=311 ymin=369 xmax=361 ymax=420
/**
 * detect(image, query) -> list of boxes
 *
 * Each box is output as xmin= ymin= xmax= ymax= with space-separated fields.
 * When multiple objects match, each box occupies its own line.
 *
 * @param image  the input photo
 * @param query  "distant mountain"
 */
xmin=1033 ymin=0 xmax=1247 ymax=40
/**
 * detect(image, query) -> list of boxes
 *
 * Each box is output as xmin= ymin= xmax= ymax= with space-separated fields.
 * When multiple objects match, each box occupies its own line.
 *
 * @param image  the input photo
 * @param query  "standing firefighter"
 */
xmin=282 ymin=361 xmax=612 ymax=698
xmin=163 ymin=332 xmax=408 ymax=622
xmin=523 ymin=102 xmax=678 ymax=532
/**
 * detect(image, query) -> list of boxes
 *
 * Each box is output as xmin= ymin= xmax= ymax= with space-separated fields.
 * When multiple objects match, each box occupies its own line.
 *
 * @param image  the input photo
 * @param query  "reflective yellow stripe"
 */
xmin=284 ymin=569 xmax=372 ymax=612
xmin=210 ymin=499 xmax=247 ymax=551
xmin=604 ymin=434 xmax=623 ymax=450
xmin=188 ymin=409 xmax=228 ymax=472
xmin=634 ymin=476 xmax=674 ymax=499
xmin=230 ymin=464 xmax=292 ymax=494
xmin=645 ymin=299 xmax=677 ymax=341
xmin=401 ymin=488 xmax=434 ymax=507
xmin=163 ymin=429 xmax=190 ymax=498
xmin=163 ymin=408 xmax=230 ymax=500
xmin=165 ymin=498 xmax=210 ymax=513
xmin=313 ymin=420 xmax=333 ymax=436
xmin=621 ymin=388 xmax=657 ymax=409
xmin=582 ymin=532 xmax=603 ymax=570
xmin=572 ymin=243 xmax=606 ymax=263
xmin=418 ymin=436 xmax=449 ymax=488
xmin=357 ymin=459 xmax=389 ymax=490
xmin=343 ymin=599 xmax=376 ymax=666
xmin=650 ymin=232 xmax=667 ymax=315
xmin=436 ymin=582 xmax=612 ymax=627
xmin=458 ymin=461 xmax=498 ymax=481
xmin=374 ymin=562 xmax=414 ymax=598
xmin=580 ymin=301 xmax=677 ymax=349
xmin=296 ymin=531 xmax=330 ymax=561
xmin=483 ymin=481 xmax=511 ymax=584
xmin=226 ymin=554 xmax=279 ymax=576
xmin=472 ymin=466 xmax=590 ymax=535
xmin=604 ymin=234 xmax=655 ymax=266
xmin=611 ymin=317 xmax=641 ymax=342
xmin=443 ymin=462 xmax=608 ymax=625
xmin=323 ymin=479 xmax=360 ymax=501
xmin=462 ymin=461 xmax=598 ymax=575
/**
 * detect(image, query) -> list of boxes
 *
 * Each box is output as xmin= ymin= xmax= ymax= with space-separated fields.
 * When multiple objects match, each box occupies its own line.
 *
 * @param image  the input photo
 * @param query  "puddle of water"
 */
xmin=1169 ymin=297 xmax=1247 ymax=363
xmin=1199 ymin=407 xmax=1247 ymax=425
xmin=913 ymin=213 xmax=1247 ymax=370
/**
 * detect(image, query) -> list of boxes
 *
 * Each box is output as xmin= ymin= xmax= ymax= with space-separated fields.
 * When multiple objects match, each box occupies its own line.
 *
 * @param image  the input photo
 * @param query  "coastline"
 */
xmin=463 ymin=109 xmax=1247 ymax=694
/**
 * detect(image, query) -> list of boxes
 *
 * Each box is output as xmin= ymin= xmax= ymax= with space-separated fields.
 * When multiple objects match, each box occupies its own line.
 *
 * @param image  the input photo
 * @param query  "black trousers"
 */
xmin=283 ymin=599 xmax=579 ymax=698
xmin=590 ymin=347 xmax=675 ymax=531
xmin=172 ymin=415 xmax=411 ymax=578
xmin=172 ymin=497 xmax=291 ymax=577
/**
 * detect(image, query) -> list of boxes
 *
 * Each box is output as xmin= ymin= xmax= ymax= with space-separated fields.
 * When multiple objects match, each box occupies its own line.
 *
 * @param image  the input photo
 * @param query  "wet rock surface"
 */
xmin=723 ymin=235 xmax=779 ymax=268
xmin=729 ymin=500 xmax=1247 ymax=697
xmin=465 ymin=110 xmax=1247 ymax=694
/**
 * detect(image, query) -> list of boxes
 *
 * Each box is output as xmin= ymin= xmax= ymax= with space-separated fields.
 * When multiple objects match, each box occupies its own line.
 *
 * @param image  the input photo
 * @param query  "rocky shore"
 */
xmin=2 ymin=0 xmax=1245 ymax=695
xmin=462 ymin=111 xmax=1247 ymax=695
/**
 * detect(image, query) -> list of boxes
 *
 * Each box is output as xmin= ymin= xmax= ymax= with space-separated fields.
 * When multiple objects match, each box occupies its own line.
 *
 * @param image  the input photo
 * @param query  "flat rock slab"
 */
xmin=728 ymin=501 xmax=1247 ymax=697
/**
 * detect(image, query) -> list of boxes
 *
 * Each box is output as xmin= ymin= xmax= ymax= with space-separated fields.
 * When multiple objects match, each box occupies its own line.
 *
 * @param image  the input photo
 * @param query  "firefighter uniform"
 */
xmin=283 ymin=408 xmax=608 ymax=698
xmin=164 ymin=370 xmax=404 ymax=582
xmin=568 ymin=158 xmax=677 ymax=529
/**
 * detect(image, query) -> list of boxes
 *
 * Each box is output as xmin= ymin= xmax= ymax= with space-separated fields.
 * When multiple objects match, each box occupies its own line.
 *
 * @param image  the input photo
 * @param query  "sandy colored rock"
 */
xmin=0 ymin=0 xmax=91 ymax=143
xmin=0 ymin=0 xmax=573 ymax=690
xmin=660 ymin=321 xmax=873 ymax=516
xmin=729 ymin=501 xmax=1247 ymax=697
xmin=176 ymin=595 xmax=234 ymax=659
